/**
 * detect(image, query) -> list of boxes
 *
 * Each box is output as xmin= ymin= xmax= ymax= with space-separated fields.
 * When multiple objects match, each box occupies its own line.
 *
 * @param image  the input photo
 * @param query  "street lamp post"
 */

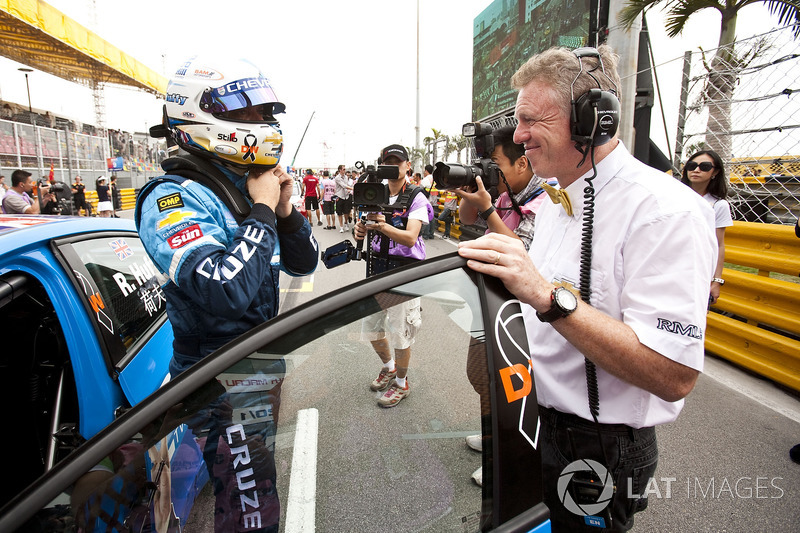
xmin=18 ymin=67 xmax=43 ymax=177
xmin=18 ymin=67 xmax=33 ymax=113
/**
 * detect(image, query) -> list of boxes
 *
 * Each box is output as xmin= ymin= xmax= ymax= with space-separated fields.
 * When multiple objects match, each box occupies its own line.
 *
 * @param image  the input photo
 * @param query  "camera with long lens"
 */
xmin=432 ymin=122 xmax=501 ymax=198
xmin=352 ymin=161 xmax=402 ymax=212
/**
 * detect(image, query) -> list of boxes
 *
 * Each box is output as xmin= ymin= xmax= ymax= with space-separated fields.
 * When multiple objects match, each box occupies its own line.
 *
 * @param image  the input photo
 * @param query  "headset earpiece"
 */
xmin=569 ymin=48 xmax=621 ymax=149
xmin=571 ymin=88 xmax=620 ymax=148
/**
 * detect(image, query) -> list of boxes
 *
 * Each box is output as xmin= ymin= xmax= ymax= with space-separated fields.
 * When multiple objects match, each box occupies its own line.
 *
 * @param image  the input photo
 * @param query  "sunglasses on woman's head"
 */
xmin=685 ymin=161 xmax=716 ymax=172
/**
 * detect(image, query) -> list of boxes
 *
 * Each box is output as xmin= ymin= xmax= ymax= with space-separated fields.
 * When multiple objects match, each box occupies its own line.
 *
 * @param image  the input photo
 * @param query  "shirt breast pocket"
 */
xmin=548 ymin=257 xmax=607 ymax=305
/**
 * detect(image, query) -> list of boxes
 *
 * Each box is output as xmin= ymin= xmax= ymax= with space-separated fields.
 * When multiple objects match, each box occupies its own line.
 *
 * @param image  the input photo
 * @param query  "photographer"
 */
xmin=458 ymin=46 xmax=716 ymax=530
xmin=1 ymin=170 xmax=55 ymax=214
xmin=353 ymin=144 xmax=432 ymax=408
xmin=455 ymin=125 xmax=547 ymax=251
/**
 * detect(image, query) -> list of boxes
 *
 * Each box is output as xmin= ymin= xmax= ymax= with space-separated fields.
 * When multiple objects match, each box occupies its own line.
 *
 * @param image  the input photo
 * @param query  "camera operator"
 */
xmin=353 ymin=144 xmax=432 ymax=408
xmin=458 ymin=46 xmax=716 ymax=531
xmin=455 ymin=125 xmax=549 ymax=251
xmin=1 ymin=170 xmax=55 ymax=214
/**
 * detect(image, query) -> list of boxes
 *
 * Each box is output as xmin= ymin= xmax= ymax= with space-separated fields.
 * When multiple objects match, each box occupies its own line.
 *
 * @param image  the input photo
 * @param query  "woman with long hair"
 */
xmin=681 ymin=150 xmax=732 ymax=304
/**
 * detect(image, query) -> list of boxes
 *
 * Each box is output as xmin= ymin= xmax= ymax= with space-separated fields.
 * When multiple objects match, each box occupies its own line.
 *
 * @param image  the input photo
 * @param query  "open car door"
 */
xmin=0 ymin=253 xmax=550 ymax=532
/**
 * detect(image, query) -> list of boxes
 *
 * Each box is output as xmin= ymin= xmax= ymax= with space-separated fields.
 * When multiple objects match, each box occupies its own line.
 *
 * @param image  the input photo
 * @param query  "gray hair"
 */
xmin=511 ymin=45 xmax=621 ymax=116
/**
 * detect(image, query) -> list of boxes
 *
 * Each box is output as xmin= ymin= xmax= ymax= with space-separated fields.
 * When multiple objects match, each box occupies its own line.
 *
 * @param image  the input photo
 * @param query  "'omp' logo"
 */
xmin=157 ymin=193 xmax=184 ymax=212
xmin=558 ymin=459 xmax=614 ymax=518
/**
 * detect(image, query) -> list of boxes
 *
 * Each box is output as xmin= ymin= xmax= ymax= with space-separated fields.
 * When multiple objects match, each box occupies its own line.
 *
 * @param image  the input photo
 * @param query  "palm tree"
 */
xmin=406 ymin=146 xmax=425 ymax=171
xmin=619 ymin=1 xmax=799 ymax=162
xmin=443 ymin=135 xmax=455 ymax=162
xmin=452 ymin=134 xmax=469 ymax=164
xmin=427 ymin=128 xmax=446 ymax=164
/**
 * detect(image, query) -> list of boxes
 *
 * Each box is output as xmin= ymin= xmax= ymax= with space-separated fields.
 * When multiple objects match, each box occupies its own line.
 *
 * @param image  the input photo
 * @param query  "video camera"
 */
xmin=321 ymin=161 xmax=402 ymax=269
xmin=36 ymin=179 xmax=73 ymax=215
xmin=351 ymin=160 xmax=402 ymax=212
xmin=432 ymin=122 xmax=501 ymax=199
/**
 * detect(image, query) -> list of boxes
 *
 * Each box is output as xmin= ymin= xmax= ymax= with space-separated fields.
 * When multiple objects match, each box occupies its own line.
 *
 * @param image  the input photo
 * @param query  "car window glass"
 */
xmin=67 ymin=236 xmax=168 ymax=366
xmin=19 ymin=268 xmax=494 ymax=533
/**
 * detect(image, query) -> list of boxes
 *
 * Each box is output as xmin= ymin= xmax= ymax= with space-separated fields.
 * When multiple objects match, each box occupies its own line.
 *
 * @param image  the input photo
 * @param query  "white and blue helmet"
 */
xmin=163 ymin=55 xmax=285 ymax=170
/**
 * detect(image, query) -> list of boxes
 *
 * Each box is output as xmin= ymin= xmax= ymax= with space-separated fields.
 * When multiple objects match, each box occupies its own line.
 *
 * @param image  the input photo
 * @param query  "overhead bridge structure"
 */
xmin=0 ymin=0 xmax=166 ymax=95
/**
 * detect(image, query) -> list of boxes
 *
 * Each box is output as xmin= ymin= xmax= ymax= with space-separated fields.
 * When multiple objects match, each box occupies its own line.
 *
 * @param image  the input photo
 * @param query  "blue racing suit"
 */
xmin=136 ymin=158 xmax=318 ymax=368
xmin=136 ymin=158 xmax=317 ymax=532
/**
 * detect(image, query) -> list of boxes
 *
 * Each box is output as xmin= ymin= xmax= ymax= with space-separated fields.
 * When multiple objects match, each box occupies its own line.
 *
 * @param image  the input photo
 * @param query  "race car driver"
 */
xmin=135 ymin=55 xmax=318 ymax=532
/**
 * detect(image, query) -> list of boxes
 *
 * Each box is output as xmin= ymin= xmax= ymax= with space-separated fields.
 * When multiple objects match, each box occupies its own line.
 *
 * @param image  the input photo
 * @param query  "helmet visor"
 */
xmin=200 ymin=77 xmax=286 ymax=117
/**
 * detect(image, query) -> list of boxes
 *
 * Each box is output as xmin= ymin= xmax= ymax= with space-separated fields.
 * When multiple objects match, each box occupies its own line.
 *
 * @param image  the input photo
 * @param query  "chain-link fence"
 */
xmin=674 ymin=24 xmax=800 ymax=226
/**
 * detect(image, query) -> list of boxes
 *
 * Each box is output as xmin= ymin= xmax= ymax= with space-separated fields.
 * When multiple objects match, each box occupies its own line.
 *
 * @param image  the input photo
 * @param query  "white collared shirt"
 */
xmin=524 ymin=142 xmax=716 ymax=428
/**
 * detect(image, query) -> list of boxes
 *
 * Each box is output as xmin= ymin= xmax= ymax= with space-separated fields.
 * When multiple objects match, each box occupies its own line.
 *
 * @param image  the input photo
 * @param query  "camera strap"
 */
xmin=365 ymin=184 xmax=426 ymax=277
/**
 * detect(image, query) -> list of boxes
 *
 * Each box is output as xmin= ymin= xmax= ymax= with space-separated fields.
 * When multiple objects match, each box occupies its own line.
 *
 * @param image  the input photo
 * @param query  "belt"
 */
xmin=538 ymin=405 xmax=653 ymax=440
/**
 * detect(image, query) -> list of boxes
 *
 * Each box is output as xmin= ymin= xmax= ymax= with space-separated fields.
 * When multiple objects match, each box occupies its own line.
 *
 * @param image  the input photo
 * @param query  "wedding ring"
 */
xmin=493 ymin=253 xmax=501 ymax=265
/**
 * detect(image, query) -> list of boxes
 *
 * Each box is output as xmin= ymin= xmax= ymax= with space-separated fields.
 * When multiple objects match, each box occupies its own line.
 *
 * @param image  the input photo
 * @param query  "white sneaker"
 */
xmin=466 ymin=434 xmax=482 ymax=452
xmin=340 ymin=227 xmax=344 ymax=233
xmin=471 ymin=466 xmax=483 ymax=487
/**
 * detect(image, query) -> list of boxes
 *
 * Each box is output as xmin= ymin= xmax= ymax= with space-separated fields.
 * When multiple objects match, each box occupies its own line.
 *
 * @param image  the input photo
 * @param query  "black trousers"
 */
xmin=538 ymin=406 xmax=658 ymax=532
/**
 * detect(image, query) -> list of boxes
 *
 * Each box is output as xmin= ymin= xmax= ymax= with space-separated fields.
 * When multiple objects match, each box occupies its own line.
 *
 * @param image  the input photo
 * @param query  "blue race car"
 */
xmin=0 ymin=215 xmax=208 ymax=520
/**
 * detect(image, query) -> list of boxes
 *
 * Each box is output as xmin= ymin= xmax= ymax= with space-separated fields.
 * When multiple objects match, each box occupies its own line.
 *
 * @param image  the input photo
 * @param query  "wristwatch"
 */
xmin=711 ymin=277 xmax=725 ymax=285
xmin=536 ymin=286 xmax=578 ymax=323
xmin=478 ymin=205 xmax=496 ymax=220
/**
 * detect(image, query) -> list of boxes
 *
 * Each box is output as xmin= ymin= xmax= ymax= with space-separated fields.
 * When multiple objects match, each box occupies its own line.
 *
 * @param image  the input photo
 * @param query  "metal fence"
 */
xmin=0 ymin=118 xmax=164 ymax=190
xmin=674 ymin=24 xmax=800 ymax=226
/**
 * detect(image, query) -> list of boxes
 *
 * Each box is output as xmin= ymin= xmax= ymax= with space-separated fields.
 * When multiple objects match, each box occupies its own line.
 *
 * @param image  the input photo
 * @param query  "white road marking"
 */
xmin=284 ymin=407 xmax=319 ymax=533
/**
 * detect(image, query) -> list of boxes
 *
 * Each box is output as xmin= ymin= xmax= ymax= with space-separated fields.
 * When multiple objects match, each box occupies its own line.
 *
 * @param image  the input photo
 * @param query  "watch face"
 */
xmin=555 ymin=287 xmax=578 ymax=311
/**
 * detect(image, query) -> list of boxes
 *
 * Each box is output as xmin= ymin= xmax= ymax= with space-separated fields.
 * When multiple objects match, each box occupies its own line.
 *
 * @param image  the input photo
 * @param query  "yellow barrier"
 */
xmin=708 ymin=221 xmax=800 ymax=392
xmin=83 ymin=188 xmax=136 ymax=212
xmin=433 ymin=191 xmax=462 ymax=239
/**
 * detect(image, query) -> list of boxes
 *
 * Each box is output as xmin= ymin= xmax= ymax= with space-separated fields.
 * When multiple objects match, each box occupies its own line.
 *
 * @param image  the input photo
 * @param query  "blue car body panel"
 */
xmin=117 ymin=319 xmax=174 ymax=405
xmin=0 ymin=215 xmax=173 ymax=436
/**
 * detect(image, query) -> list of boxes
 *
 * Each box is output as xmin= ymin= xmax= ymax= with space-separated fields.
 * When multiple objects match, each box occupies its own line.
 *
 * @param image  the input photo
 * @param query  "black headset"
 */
xmin=569 ymin=47 xmax=620 ymax=150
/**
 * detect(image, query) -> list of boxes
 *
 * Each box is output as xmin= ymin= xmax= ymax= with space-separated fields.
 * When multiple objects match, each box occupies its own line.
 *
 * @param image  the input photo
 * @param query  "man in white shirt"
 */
xmin=458 ymin=46 xmax=716 ymax=531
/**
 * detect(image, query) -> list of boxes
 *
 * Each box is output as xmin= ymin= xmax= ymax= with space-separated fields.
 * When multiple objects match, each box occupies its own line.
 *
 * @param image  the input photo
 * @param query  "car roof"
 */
xmin=0 ymin=215 xmax=137 ymax=255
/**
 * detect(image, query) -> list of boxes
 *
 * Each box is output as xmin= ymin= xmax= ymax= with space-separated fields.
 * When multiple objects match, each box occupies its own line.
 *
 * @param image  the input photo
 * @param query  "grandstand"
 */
xmin=0 ymin=1 xmax=166 ymax=189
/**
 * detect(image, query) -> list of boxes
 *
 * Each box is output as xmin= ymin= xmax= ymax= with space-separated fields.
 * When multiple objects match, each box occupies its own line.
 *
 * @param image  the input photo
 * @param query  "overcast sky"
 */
xmin=0 ymin=0 xmax=782 ymax=169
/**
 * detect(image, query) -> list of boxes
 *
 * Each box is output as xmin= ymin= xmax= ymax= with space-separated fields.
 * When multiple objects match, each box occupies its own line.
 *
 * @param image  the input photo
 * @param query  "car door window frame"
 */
xmin=51 ymin=231 xmax=168 ymax=375
xmin=0 ymin=253 xmax=548 ymax=532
